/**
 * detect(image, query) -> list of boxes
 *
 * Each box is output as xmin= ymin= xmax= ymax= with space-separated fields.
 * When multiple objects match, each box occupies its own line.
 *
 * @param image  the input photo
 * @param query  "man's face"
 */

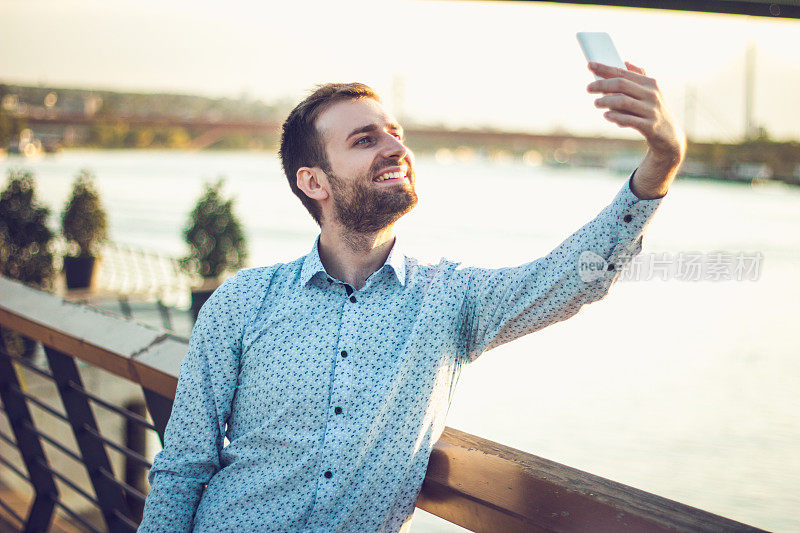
xmin=315 ymin=98 xmax=417 ymax=233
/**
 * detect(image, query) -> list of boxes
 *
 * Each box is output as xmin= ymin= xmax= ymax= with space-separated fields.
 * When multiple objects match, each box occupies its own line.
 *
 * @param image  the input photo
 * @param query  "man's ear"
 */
xmin=297 ymin=167 xmax=330 ymax=201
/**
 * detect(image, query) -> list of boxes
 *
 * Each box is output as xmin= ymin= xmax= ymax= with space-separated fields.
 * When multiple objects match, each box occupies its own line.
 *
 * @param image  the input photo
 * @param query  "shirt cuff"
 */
xmin=600 ymin=169 xmax=666 ymax=280
xmin=617 ymin=169 xmax=666 ymax=223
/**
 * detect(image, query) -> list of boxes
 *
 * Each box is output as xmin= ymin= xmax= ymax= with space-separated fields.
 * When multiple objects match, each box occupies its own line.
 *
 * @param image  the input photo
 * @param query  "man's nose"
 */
xmin=380 ymin=132 xmax=408 ymax=159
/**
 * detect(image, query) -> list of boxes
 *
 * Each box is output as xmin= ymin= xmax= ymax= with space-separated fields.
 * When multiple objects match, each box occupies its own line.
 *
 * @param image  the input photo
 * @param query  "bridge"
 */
xmin=13 ymin=108 xmax=646 ymax=158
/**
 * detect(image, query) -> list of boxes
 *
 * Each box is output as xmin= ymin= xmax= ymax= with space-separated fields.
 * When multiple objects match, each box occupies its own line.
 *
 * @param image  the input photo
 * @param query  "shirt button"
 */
xmin=324 ymin=471 xmax=333 ymax=479
xmin=350 ymin=296 xmax=357 ymax=303
xmin=623 ymin=214 xmax=633 ymax=223
xmin=341 ymin=350 xmax=347 ymax=358
xmin=607 ymin=264 xmax=615 ymax=271
xmin=334 ymin=406 xmax=342 ymax=414
xmin=327 ymin=277 xmax=333 ymax=283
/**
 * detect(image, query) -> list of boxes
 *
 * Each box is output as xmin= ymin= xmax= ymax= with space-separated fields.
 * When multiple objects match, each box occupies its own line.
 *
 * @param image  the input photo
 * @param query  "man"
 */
xmin=139 ymin=61 xmax=685 ymax=532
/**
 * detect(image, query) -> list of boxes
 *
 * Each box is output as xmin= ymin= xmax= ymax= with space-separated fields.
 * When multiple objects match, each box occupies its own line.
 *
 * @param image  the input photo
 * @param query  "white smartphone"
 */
xmin=576 ymin=32 xmax=627 ymax=80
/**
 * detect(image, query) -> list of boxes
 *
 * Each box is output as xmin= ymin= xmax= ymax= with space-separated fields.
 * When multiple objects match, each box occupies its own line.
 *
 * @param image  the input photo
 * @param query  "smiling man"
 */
xmin=139 ymin=64 xmax=685 ymax=532
xmin=282 ymin=85 xmax=419 ymax=287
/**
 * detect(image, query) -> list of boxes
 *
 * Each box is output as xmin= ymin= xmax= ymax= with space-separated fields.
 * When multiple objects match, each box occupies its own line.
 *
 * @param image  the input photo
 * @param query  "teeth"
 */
xmin=376 ymin=171 xmax=406 ymax=182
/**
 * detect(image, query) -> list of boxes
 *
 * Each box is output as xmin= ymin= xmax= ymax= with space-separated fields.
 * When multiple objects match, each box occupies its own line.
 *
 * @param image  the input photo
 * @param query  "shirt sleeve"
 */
xmin=456 ymin=171 xmax=665 ymax=364
xmin=138 ymin=273 xmax=248 ymax=532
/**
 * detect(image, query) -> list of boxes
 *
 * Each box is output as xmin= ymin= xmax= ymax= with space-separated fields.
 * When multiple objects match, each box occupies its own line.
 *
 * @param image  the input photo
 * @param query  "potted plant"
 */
xmin=0 ymin=168 xmax=55 ymax=359
xmin=60 ymin=169 xmax=108 ymax=289
xmin=181 ymin=178 xmax=247 ymax=321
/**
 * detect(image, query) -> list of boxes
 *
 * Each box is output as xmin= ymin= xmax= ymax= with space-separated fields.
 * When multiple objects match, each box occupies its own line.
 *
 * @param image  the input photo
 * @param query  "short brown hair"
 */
xmin=279 ymin=82 xmax=380 ymax=225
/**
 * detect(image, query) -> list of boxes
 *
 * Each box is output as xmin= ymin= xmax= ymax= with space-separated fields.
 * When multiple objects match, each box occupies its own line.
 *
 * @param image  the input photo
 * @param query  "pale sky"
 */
xmin=2 ymin=0 xmax=799 ymax=142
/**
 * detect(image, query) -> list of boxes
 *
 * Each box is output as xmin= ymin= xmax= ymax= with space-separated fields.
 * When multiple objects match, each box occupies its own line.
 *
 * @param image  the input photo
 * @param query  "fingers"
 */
xmin=594 ymin=93 xmax=651 ymax=118
xmin=586 ymin=60 xmax=673 ymax=147
xmin=588 ymin=61 xmax=650 ymax=85
xmin=603 ymin=110 xmax=648 ymax=133
xmin=587 ymin=77 xmax=652 ymax=102
xmin=587 ymin=61 xmax=684 ymax=159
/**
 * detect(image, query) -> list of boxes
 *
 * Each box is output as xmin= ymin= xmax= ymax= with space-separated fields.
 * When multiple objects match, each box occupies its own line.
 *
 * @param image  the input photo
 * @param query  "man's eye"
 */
xmin=355 ymin=136 xmax=373 ymax=146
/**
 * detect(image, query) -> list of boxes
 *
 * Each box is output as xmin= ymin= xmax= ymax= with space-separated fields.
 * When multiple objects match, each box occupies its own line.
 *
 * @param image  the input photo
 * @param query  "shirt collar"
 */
xmin=384 ymin=236 xmax=407 ymax=286
xmin=299 ymin=235 xmax=406 ymax=287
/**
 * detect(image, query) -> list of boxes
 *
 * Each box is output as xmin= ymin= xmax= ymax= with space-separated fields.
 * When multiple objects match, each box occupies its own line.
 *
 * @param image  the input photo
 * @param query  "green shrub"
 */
xmin=61 ymin=169 xmax=108 ymax=257
xmin=0 ymin=168 xmax=55 ymax=359
xmin=181 ymin=178 xmax=247 ymax=280
xmin=0 ymin=168 xmax=55 ymax=288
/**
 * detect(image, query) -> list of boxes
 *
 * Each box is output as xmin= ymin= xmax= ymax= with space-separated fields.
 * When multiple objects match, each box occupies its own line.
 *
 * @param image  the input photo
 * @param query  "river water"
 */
xmin=3 ymin=149 xmax=799 ymax=531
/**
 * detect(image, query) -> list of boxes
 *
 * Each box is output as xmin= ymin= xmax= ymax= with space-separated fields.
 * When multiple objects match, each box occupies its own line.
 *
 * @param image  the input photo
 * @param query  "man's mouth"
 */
xmin=373 ymin=167 xmax=409 ymax=183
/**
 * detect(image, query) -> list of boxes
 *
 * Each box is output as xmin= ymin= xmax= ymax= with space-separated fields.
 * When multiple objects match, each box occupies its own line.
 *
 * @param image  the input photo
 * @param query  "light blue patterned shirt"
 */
xmin=139 ymin=174 xmax=664 ymax=532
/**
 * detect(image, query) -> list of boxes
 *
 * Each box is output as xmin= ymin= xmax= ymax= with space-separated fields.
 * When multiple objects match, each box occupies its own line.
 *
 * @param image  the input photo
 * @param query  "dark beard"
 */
xmin=325 ymin=162 xmax=418 ymax=233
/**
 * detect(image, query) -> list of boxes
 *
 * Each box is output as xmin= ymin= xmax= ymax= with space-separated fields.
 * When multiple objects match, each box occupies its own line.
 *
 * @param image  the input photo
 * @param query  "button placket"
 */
xmin=329 ymin=283 xmax=358 ymax=452
xmin=304 ymin=275 xmax=368 ymax=521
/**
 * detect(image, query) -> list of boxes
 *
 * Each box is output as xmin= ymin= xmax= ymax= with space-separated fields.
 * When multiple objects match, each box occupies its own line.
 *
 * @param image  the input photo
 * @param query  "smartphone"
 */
xmin=576 ymin=32 xmax=627 ymax=80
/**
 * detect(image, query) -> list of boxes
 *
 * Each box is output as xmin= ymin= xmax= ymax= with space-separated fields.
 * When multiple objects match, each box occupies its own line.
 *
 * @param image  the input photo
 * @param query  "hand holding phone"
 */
xmin=576 ymin=32 xmax=627 ymax=80
xmin=577 ymin=32 xmax=687 ymax=198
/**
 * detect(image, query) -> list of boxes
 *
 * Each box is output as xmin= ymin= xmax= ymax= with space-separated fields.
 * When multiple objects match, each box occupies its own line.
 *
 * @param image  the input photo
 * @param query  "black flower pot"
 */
xmin=190 ymin=288 xmax=216 ymax=323
xmin=63 ymin=255 xmax=96 ymax=289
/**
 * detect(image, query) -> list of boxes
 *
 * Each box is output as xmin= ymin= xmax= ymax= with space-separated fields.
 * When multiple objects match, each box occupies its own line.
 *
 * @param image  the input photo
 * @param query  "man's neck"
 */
xmin=318 ymin=224 xmax=396 ymax=290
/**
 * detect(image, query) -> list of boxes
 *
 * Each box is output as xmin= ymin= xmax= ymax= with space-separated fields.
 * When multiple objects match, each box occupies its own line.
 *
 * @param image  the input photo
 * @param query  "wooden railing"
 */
xmin=0 ymin=275 xmax=765 ymax=532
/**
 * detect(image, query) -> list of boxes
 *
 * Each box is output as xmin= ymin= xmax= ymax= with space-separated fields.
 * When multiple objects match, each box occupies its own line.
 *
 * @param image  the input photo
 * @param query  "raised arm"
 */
xmin=455 ymin=61 xmax=685 ymax=364
xmin=456 ymin=173 xmax=664 ymax=363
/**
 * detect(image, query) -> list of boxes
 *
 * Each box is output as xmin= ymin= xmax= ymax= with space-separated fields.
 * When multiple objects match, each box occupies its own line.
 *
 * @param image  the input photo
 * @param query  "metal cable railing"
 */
xmin=68 ymin=383 xmax=158 ymax=433
xmin=97 ymin=468 xmax=147 ymax=505
xmin=0 ymin=429 xmax=17 ymax=448
xmin=21 ymin=423 xmax=83 ymax=465
xmin=83 ymin=426 xmax=152 ymax=469
xmin=0 ymin=453 xmax=31 ymax=485
xmin=0 ymin=496 xmax=24 ymax=527
xmin=0 ymin=354 xmax=153 ymax=530
xmin=6 ymin=384 xmax=70 ymax=424
xmin=38 ymin=460 xmax=100 ymax=508
xmin=0 ymin=321 xmax=159 ymax=530
xmin=111 ymin=507 xmax=140 ymax=532
xmin=53 ymin=237 xmax=199 ymax=310
xmin=53 ymin=499 xmax=102 ymax=533
xmin=1 ymin=350 xmax=55 ymax=381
